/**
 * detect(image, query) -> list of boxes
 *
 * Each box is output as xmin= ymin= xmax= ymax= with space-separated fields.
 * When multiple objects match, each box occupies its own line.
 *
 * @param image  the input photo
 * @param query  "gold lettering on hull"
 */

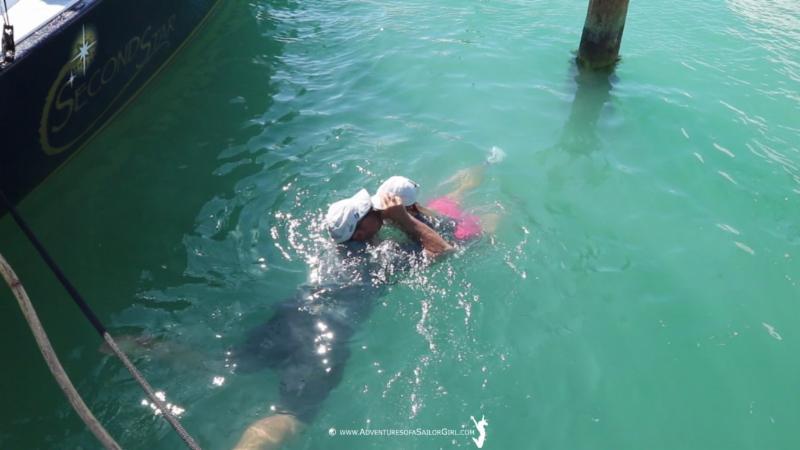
xmin=40 ymin=15 xmax=177 ymax=155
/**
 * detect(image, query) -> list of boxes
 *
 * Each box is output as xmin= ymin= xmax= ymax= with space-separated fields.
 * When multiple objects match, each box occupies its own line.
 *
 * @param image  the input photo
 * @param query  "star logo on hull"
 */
xmin=70 ymin=25 xmax=97 ymax=76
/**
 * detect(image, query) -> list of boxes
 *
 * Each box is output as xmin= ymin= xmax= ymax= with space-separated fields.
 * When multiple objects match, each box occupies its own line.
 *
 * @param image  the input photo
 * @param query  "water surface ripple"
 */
xmin=1 ymin=1 xmax=799 ymax=449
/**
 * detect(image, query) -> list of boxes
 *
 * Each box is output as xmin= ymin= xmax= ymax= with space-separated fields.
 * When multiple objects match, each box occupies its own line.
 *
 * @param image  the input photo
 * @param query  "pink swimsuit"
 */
xmin=427 ymin=196 xmax=482 ymax=240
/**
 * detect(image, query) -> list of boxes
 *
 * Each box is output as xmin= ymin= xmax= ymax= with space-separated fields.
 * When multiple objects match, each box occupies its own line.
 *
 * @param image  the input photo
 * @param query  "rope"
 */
xmin=0 ymin=253 xmax=122 ymax=450
xmin=0 ymin=191 xmax=202 ymax=450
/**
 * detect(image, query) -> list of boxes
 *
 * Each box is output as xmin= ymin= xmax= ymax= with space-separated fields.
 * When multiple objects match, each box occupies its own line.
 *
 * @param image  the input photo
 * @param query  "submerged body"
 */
xmin=233 ymin=194 xmax=454 ymax=449
xmin=232 ymin=239 xmax=420 ymax=448
xmin=235 ymin=280 xmax=381 ymax=421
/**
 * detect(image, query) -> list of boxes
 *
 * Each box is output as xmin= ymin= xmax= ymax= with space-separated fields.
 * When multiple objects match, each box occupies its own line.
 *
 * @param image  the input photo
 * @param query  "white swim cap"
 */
xmin=370 ymin=176 xmax=419 ymax=210
xmin=325 ymin=189 xmax=372 ymax=243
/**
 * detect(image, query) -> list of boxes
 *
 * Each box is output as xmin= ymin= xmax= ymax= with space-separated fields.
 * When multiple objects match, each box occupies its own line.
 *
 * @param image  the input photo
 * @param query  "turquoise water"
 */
xmin=2 ymin=0 xmax=800 ymax=448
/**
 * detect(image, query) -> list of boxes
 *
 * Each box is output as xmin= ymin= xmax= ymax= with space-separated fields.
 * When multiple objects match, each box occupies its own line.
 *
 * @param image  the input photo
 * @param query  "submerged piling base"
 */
xmin=577 ymin=0 xmax=629 ymax=70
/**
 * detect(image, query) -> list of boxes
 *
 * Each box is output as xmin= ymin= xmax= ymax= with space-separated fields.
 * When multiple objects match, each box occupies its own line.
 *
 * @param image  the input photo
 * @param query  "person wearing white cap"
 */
xmin=233 ymin=190 xmax=388 ymax=450
xmin=233 ymin=189 xmax=453 ymax=450
xmin=324 ymin=188 xmax=383 ymax=243
xmin=370 ymin=147 xmax=506 ymax=242
xmin=370 ymin=174 xmax=484 ymax=241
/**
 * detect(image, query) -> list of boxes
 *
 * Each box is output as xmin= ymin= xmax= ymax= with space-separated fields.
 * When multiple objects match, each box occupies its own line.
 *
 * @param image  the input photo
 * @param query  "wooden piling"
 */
xmin=577 ymin=0 xmax=629 ymax=70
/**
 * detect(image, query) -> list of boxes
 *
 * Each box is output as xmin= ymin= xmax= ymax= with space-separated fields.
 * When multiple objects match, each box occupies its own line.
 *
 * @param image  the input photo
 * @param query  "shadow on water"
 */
xmin=558 ymin=63 xmax=616 ymax=157
xmin=541 ymin=61 xmax=619 ymax=186
xmin=517 ymin=60 xmax=620 ymax=255
xmin=0 ymin=2 xmax=288 ymax=449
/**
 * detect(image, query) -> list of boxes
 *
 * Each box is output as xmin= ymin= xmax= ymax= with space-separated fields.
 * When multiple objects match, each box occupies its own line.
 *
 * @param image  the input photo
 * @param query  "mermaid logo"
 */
xmin=470 ymin=415 xmax=488 ymax=448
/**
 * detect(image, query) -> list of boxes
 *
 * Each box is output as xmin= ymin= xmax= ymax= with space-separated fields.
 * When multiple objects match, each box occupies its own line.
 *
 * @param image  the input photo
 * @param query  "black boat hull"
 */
xmin=0 ymin=0 xmax=220 ymax=206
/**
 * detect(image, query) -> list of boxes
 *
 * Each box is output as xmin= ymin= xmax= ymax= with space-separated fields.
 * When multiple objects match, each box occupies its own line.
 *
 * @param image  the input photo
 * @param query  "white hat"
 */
xmin=371 ymin=176 xmax=419 ymax=210
xmin=325 ymin=189 xmax=373 ymax=243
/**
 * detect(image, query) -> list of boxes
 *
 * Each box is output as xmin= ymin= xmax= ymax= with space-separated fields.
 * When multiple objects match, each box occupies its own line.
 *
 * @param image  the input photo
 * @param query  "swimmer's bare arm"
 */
xmin=380 ymin=194 xmax=453 ymax=258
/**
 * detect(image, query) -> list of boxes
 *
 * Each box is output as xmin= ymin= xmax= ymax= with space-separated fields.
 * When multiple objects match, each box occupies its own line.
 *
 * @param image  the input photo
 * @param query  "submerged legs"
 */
xmin=442 ymin=165 xmax=487 ymax=202
xmin=233 ymin=413 xmax=305 ymax=450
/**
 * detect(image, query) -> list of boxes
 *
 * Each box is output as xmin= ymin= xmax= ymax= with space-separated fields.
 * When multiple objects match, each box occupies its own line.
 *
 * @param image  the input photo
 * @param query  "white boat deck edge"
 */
xmin=2 ymin=0 xmax=81 ymax=43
